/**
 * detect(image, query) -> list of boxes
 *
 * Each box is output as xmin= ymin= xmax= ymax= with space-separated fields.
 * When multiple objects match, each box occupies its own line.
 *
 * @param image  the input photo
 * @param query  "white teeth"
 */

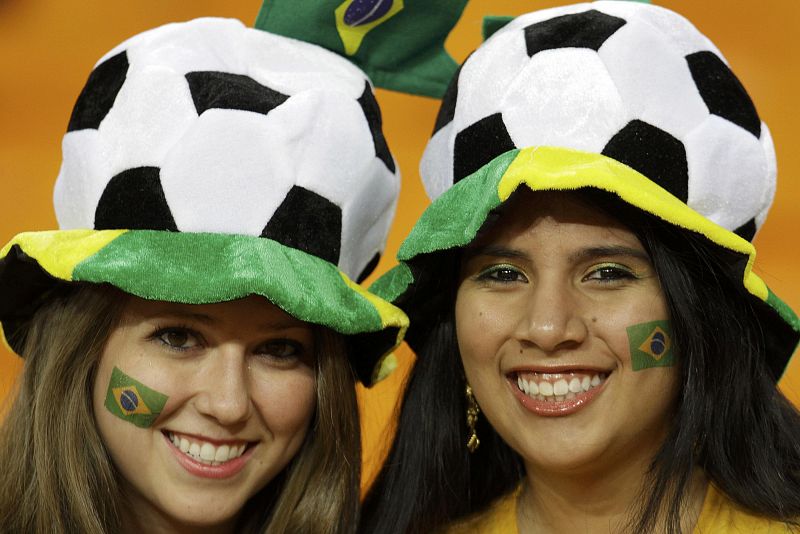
xmin=569 ymin=378 xmax=582 ymax=393
xmin=516 ymin=373 xmax=607 ymax=402
xmin=518 ymin=376 xmax=529 ymax=394
xmin=167 ymin=432 xmax=247 ymax=465
xmin=581 ymin=376 xmax=591 ymax=391
xmin=215 ymin=445 xmax=230 ymax=462
xmin=200 ymin=443 xmax=215 ymax=461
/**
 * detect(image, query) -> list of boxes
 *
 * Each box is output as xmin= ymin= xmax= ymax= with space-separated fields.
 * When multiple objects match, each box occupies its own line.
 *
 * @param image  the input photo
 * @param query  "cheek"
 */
xmin=595 ymin=294 xmax=670 ymax=367
xmin=455 ymin=290 xmax=517 ymax=363
xmin=455 ymin=291 xmax=520 ymax=401
xmin=250 ymin=371 xmax=316 ymax=435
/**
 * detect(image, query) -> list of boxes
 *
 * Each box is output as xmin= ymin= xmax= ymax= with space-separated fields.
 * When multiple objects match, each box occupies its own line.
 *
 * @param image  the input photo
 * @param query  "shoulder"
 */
xmin=694 ymin=484 xmax=798 ymax=533
xmin=442 ymin=487 xmax=519 ymax=534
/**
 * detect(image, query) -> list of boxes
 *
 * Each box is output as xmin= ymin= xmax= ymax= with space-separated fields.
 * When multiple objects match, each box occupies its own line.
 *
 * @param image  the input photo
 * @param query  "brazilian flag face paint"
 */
xmin=104 ymin=367 xmax=169 ymax=428
xmin=627 ymin=320 xmax=675 ymax=371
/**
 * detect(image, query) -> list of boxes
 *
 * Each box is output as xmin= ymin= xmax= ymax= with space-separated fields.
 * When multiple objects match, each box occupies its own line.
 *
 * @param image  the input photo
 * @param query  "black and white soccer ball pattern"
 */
xmin=422 ymin=1 xmax=775 ymax=241
xmin=54 ymin=18 xmax=399 ymax=282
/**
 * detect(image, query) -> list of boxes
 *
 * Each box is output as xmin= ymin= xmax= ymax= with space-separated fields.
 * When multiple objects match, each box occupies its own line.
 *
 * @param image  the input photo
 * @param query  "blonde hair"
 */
xmin=0 ymin=284 xmax=361 ymax=534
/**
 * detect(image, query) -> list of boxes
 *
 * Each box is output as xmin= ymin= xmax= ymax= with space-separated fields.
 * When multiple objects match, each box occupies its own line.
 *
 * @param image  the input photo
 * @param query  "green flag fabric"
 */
xmin=254 ymin=0 xmax=469 ymax=98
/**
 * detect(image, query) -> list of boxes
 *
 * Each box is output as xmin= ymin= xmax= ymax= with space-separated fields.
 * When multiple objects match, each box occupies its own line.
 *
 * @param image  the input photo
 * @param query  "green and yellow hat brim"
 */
xmin=372 ymin=146 xmax=799 ymax=378
xmin=0 ymin=229 xmax=408 ymax=386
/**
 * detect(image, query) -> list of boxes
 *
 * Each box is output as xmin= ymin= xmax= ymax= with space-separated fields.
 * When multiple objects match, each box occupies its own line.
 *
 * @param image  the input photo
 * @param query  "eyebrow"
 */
xmin=462 ymin=244 xmax=530 ymax=263
xmin=462 ymin=244 xmax=650 ymax=264
xmin=568 ymin=246 xmax=650 ymax=264
xmin=149 ymin=310 xmax=214 ymax=324
xmin=147 ymin=310 xmax=307 ymax=332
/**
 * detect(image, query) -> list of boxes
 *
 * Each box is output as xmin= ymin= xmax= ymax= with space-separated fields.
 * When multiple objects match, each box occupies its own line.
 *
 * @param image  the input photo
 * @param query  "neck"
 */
xmin=517 ymin=457 xmax=707 ymax=534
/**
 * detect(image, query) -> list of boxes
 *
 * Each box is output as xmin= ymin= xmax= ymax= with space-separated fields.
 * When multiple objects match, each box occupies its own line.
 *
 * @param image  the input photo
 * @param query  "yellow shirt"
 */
xmin=444 ymin=484 xmax=794 ymax=533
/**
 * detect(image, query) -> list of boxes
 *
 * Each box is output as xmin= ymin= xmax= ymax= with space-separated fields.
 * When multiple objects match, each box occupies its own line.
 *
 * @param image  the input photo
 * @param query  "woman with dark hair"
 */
xmin=0 ymin=18 xmax=406 ymax=534
xmin=361 ymin=3 xmax=800 ymax=533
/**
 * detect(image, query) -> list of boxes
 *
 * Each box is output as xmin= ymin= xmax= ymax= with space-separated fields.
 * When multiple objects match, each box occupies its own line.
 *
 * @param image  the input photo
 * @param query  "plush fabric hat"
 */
xmin=372 ymin=1 xmax=799 ymax=378
xmin=0 ymin=17 xmax=407 ymax=386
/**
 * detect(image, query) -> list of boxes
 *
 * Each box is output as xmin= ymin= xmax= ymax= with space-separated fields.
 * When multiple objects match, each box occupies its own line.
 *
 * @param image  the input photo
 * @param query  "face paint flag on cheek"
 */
xmin=104 ymin=367 xmax=169 ymax=428
xmin=627 ymin=320 xmax=675 ymax=371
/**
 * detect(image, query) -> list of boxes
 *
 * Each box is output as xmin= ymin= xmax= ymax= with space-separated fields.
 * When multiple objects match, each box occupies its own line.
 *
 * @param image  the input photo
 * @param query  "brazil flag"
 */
xmin=104 ymin=367 xmax=169 ymax=428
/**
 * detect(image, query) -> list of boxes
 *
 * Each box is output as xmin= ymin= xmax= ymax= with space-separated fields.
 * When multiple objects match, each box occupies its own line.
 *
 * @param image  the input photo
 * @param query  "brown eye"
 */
xmin=256 ymin=340 xmax=303 ymax=360
xmin=155 ymin=328 xmax=197 ymax=350
xmin=583 ymin=264 xmax=637 ymax=283
xmin=476 ymin=264 xmax=527 ymax=283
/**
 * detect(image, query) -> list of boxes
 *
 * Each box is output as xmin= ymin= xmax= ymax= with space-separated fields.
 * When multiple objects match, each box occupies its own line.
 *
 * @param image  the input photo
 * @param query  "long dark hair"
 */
xmin=360 ymin=189 xmax=800 ymax=534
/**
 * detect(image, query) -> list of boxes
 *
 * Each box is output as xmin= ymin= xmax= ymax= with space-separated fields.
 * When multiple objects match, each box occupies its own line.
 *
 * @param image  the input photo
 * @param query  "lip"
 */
xmin=507 ymin=369 xmax=610 ymax=417
xmin=162 ymin=432 xmax=255 ymax=479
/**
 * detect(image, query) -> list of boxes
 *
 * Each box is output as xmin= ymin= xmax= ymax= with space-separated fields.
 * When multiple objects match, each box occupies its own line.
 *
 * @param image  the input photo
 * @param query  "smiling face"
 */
xmin=456 ymin=190 xmax=679 ymax=478
xmin=93 ymin=295 xmax=316 ymax=531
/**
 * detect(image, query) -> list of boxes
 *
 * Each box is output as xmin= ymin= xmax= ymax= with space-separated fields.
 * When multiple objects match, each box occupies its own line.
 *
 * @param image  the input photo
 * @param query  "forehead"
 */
xmin=119 ymin=295 xmax=308 ymax=330
xmin=471 ymin=189 xmax=641 ymax=250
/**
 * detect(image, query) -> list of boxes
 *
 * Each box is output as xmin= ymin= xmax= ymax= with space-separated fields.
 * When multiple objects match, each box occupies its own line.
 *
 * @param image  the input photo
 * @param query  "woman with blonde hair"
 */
xmin=0 ymin=17 xmax=406 ymax=534
xmin=362 ymin=3 xmax=800 ymax=533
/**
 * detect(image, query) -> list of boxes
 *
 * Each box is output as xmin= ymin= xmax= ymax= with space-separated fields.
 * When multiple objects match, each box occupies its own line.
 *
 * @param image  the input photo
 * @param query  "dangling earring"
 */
xmin=465 ymin=384 xmax=480 ymax=453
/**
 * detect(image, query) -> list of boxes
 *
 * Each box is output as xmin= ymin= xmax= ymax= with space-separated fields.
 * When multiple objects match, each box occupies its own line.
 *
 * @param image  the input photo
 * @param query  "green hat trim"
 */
xmin=372 ymin=146 xmax=799 ymax=376
xmin=0 ymin=229 xmax=408 ymax=385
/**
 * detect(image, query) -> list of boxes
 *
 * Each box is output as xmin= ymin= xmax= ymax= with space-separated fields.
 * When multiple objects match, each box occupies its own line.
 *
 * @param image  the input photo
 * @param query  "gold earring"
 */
xmin=465 ymin=384 xmax=480 ymax=453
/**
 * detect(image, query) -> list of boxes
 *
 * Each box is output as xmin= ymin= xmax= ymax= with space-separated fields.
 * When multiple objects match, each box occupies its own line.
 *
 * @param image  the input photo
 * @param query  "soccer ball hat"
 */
xmin=372 ymin=2 xmax=799 ymax=378
xmin=0 ymin=18 xmax=407 ymax=386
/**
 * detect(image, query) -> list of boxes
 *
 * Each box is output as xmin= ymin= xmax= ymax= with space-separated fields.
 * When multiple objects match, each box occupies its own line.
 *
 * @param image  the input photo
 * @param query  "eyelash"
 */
xmin=475 ymin=264 xmax=527 ymax=284
xmin=474 ymin=263 xmax=639 ymax=285
xmin=582 ymin=264 xmax=638 ymax=283
xmin=254 ymin=339 xmax=305 ymax=361
xmin=150 ymin=325 xmax=201 ymax=352
xmin=149 ymin=326 xmax=306 ymax=361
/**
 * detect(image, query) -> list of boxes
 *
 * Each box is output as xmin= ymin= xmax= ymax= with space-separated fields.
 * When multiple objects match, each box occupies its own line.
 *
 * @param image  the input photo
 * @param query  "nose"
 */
xmin=192 ymin=346 xmax=252 ymax=425
xmin=514 ymin=278 xmax=588 ymax=353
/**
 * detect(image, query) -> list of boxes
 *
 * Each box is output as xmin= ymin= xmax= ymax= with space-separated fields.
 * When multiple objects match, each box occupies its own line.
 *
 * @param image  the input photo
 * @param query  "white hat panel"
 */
xmin=95 ymin=66 xmax=197 ymax=179
xmin=598 ymin=21 xmax=710 ymax=139
xmin=420 ymin=125 xmax=455 ymax=201
xmin=453 ymin=30 xmax=529 ymax=130
xmin=242 ymin=30 xmax=366 ymax=99
xmin=594 ymin=1 xmax=724 ymax=59
xmin=756 ymin=123 xmax=778 ymax=230
xmin=123 ymin=19 xmax=245 ymax=76
xmin=684 ymin=114 xmax=768 ymax=231
xmin=340 ymin=156 xmax=399 ymax=278
xmin=502 ymin=49 xmax=629 ymax=153
xmin=55 ymin=130 xmax=105 ymax=229
xmin=160 ymin=109 xmax=294 ymax=236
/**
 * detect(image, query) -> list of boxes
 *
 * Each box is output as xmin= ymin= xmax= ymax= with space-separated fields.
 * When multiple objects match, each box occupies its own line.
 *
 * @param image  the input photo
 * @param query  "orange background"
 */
xmin=1 ymin=1 xmax=798 ymax=486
